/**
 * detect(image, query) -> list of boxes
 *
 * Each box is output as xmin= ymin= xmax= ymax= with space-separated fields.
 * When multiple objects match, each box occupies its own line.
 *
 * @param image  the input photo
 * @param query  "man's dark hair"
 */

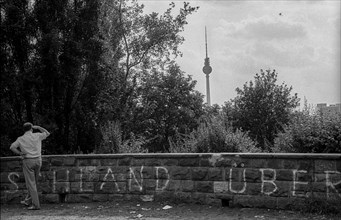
xmin=23 ymin=122 xmax=33 ymax=132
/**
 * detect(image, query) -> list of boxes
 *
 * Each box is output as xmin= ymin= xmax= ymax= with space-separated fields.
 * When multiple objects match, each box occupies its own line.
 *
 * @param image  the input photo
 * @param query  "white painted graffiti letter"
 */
xmin=129 ymin=166 xmax=144 ymax=192
xmin=229 ymin=168 xmax=246 ymax=193
xmin=6 ymin=172 xmax=19 ymax=193
xmin=325 ymin=170 xmax=341 ymax=198
xmin=80 ymin=167 xmax=94 ymax=192
xmin=292 ymin=169 xmax=308 ymax=197
xmin=155 ymin=166 xmax=169 ymax=191
xmin=52 ymin=169 xmax=70 ymax=193
xmin=260 ymin=168 xmax=278 ymax=195
xmin=100 ymin=168 xmax=120 ymax=192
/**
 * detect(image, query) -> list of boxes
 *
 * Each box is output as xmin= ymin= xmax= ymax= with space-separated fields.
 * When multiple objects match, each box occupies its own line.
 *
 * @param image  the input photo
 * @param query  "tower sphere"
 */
xmin=203 ymin=65 xmax=212 ymax=74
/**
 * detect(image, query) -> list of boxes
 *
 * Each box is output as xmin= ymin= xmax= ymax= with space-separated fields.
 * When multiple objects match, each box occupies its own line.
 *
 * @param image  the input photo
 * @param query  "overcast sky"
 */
xmin=140 ymin=0 xmax=340 ymax=106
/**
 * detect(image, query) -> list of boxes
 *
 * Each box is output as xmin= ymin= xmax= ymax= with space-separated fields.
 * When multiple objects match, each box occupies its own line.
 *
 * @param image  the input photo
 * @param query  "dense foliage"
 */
xmin=229 ymin=69 xmax=300 ymax=151
xmin=0 ymin=0 xmax=201 ymax=156
xmin=1 ymin=1 xmax=338 ymax=156
xmin=274 ymin=107 xmax=341 ymax=153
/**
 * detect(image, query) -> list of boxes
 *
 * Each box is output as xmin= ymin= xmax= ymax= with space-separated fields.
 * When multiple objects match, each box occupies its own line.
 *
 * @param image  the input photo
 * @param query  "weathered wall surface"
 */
xmin=1 ymin=153 xmax=340 ymax=209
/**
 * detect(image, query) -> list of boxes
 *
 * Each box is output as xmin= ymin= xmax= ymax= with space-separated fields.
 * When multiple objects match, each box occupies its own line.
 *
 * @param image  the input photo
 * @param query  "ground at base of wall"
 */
xmin=1 ymin=201 xmax=340 ymax=220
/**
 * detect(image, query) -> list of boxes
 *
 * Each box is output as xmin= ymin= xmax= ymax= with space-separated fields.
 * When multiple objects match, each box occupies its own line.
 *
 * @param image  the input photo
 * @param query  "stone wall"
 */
xmin=1 ymin=153 xmax=340 ymax=209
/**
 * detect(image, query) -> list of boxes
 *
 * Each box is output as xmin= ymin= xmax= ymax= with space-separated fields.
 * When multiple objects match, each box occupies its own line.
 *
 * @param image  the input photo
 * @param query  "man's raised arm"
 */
xmin=32 ymin=125 xmax=50 ymax=137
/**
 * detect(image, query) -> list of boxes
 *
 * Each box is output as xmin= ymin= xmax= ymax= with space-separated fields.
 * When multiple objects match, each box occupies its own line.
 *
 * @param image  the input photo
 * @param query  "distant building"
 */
xmin=316 ymin=103 xmax=341 ymax=114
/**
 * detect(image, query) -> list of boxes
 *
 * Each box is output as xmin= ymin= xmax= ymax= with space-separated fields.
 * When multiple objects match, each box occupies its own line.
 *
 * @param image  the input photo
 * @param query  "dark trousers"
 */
xmin=22 ymin=157 xmax=42 ymax=208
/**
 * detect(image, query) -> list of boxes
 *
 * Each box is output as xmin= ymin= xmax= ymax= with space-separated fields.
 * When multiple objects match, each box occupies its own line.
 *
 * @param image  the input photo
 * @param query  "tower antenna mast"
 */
xmin=202 ymin=26 xmax=212 ymax=106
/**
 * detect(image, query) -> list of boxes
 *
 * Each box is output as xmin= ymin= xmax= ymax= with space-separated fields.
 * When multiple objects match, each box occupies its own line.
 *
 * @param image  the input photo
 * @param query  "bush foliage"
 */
xmin=274 ymin=110 xmax=341 ymax=153
xmin=169 ymin=115 xmax=259 ymax=153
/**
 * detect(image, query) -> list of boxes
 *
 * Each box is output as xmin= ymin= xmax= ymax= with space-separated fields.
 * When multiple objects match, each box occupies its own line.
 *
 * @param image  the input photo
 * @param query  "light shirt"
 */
xmin=10 ymin=131 xmax=48 ymax=158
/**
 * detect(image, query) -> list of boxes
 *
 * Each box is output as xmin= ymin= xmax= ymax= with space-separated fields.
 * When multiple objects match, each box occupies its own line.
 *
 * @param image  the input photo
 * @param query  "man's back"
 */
xmin=13 ymin=131 xmax=48 ymax=158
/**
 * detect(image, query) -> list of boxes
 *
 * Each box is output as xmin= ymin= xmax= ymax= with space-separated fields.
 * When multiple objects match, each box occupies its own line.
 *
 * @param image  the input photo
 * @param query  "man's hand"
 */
xmin=20 ymin=152 xmax=26 ymax=159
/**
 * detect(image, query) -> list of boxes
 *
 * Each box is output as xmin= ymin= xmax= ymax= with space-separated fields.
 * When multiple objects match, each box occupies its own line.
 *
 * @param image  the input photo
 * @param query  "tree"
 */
xmin=1 ymin=0 xmax=104 ymax=156
xmin=231 ymin=69 xmax=300 ymax=151
xmin=1 ymin=0 xmax=38 ymax=156
xmin=96 ymin=0 xmax=199 ymax=139
xmin=130 ymin=63 xmax=204 ymax=152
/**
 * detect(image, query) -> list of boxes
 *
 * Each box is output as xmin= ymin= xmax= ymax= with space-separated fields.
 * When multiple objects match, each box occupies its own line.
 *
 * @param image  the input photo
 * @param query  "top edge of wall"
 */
xmin=1 ymin=153 xmax=341 ymax=161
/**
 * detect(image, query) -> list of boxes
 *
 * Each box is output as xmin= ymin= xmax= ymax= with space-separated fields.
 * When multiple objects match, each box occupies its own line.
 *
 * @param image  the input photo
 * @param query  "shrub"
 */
xmin=119 ymin=133 xmax=148 ymax=153
xmin=274 ymin=111 xmax=341 ymax=153
xmin=169 ymin=115 xmax=259 ymax=153
xmin=97 ymin=121 xmax=147 ymax=153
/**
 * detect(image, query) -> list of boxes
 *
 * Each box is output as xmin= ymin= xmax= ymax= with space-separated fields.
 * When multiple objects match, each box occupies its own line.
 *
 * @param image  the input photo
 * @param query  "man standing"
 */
xmin=10 ymin=122 xmax=50 ymax=210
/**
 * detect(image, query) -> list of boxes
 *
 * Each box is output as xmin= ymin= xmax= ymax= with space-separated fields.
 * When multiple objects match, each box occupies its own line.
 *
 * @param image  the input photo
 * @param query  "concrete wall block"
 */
xmin=194 ymin=181 xmax=213 ymax=193
xmin=337 ymin=160 xmax=341 ymax=172
xmin=311 ymin=182 xmax=327 ymax=192
xmin=70 ymin=182 xmax=94 ymax=193
xmin=76 ymin=173 xmax=100 ymax=182
xmin=95 ymin=181 xmax=123 ymax=194
xmin=2 ymin=191 xmax=23 ymax=204
xmin=192 ymin=167 xmax=208 ymax=181
xmin=54 ymin=182 xmax=70 ymax=193
xmin=245 ymin=169 xmax=261 ymax=183
xmin=173 ymin=191 xmax=193 ymax=203
xmin=141 ymin=166 xmax=155 ymax=179
xmin=118 ymin=157 xmax=132 ymax=166
xmin=162 ymin=159 xmax=178 ymax=166
xmin=244 ymin=183 xmax=262 ymax=195
xmin=266 ymin=159 xmax=285 ymax=169
xmin=0 ymin=161 xmax=8 ymax=172
xmin=63 ymin=157 xmax=76 ymax=166
xmin=179 ymin=158 xmax=199 ymax=167
xmin=283 ymin=159 xmax=312 ymax=170
xmin=315 ymin=160 xmax=336 ymax=172
xmin=276 ymin=169 xmax=294 ymax=181
xmin=41 ymin=194 xmax=59 ymax=203
xmin=228 ymin=182 xmax=247 ymax=194
xmin=180 ymin=180 xmax=194 ymax=192
xmin=93 ymin=193 xmax=109 ymax=202
xmin=166 ymin=179 xmax=181 ymax=192
xmin=199 ymin=158 xmax=211 ymax=167
xmin=50 ymin=158 xmax=64 ymax=166
xmin=243 ymin=159 xmax=267 ymax=168
xmin=169 ymin=167 xmax=191 ymax=180
xmin=100 ymin=159 xmax=118 ymax=166
xmin=191 ymin=192 xmax=207 ymax=204
xmin=154 ymin=191 xmax=174 ymax=200
xmin=39 ymin=171 xmax=50 ymax=182
xmin=67 ymin=193 xmax=93 ymax=203
xmin=78 ymin=159 xmax=100 ymax=166
xmin=144 ymin=159 xmax=162 ymax=166
xmin=4 ymin=161 xmax=22 ymax=172
xmin=39 ymin=182 xmax=53 ymax=194
xmin=0 ymin=172 xmax=16 ymax=183
xmin=41 ymin=158 xmax=50 ymax=171
xmin=233 ymin=195 xmax=277 ymax=209
xmin=213 ymin=181 xmax=229 ymax=193
xmin=55 ymin=169 xmax=70 ymax=181
xmin=207 ymin=168 xmax=223 ymax=181
xmin=271 ymin=181 xmax=292 ymax=197
xmin=215 ymin=158 xmax=234 ymax=167
xmin=42 ymin=171 xmax=55 ymax=180
xmin=225 ymin=168 xmax=245 ymax=182
xmin=314 ymin=173 xmax=327 ymax=182
xmin=143 ymin=179 xmax=157 ymax=191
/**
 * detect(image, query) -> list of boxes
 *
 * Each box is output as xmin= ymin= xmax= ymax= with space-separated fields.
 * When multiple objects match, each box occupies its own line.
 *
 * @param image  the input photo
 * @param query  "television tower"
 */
xmin=202 ymin=27 xmax=212 ymax=106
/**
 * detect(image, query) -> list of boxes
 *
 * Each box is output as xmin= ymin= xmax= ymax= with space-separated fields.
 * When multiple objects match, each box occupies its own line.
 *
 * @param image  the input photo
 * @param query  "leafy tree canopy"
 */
xmin=230 ymin=69 xmax=300 ymax=151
